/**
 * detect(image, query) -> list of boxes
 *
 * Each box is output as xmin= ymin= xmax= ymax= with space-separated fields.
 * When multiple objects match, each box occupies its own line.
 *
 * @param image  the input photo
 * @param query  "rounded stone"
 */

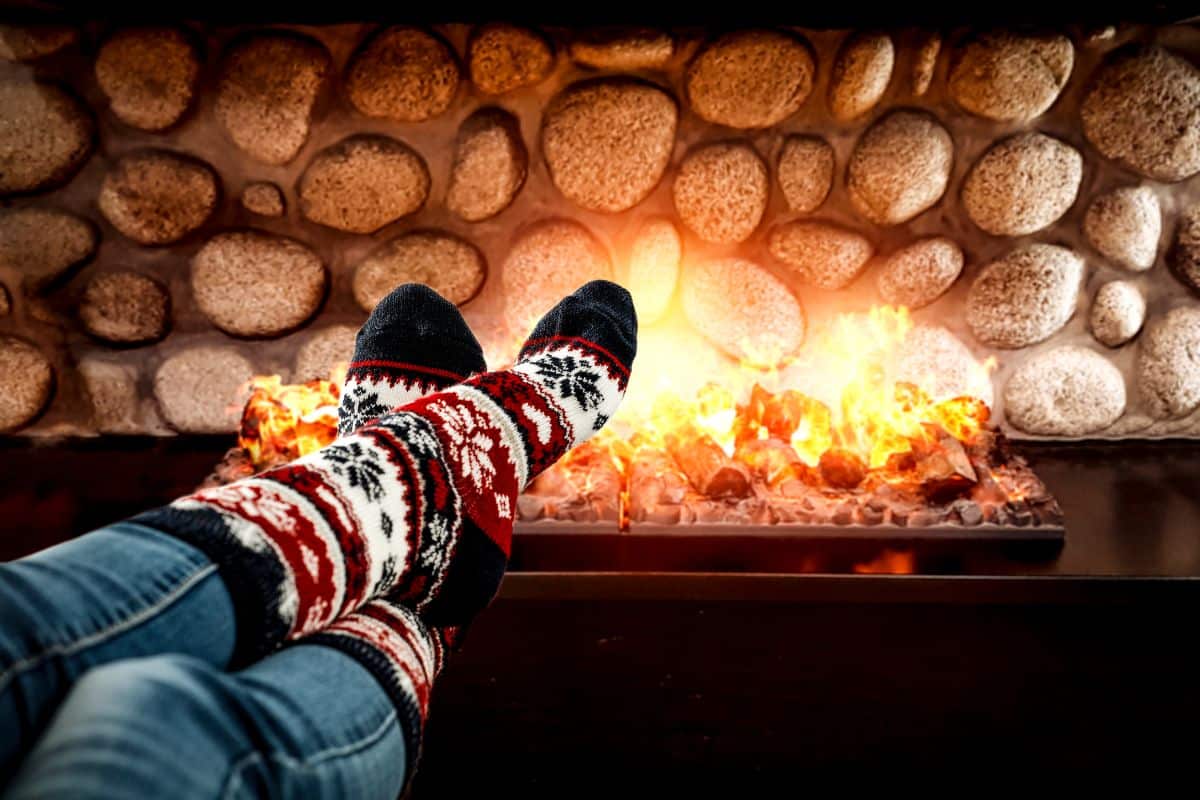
xmin=876 ymin=236 xmax=964 ymax=309
xmin=682 ymin=258 xmax=805 ymax=365
xmin=98 ymin=150 xmax=218 ymax=245
xmin=962 ymin=132 xmax=1082 ymax=237
xmin=768 ymin=221 xmax=874 ymax=290
xmin=192 ymin=231 xmax=327 ymax=338
xmin=241 ymin=182 xmax=285 ymax=217
xmin=0 ymin=336 xmax=53 ymax=432
xmin=673 ymin=141 xmax=768 ymax=244
xmin=298 ymin=135 xmax=430 ymax=234
xmin=684 ymin=30 xmax=815 ymax=129
xmin=0 ymin=208 xmax=96 ymax=290
xmin=777 ymin=135 xmax=834 ymax=214
xmin=79 ymin=271 xmax=170 ymax=344
xmin=155 ymin=346 xmax=254 ymax=433
xmin=1138 ymin=307 xmax=1200 ymax=419
xmin=1170 ymin=205 xmax=1200 ymax=294
xmin=468 ymin=24 xmax=553 ymax=95
xmin=0 ymin=80 xmax=93 ymax=195
xmin=829 ymin=32 xmax=894 ymax=122
xmin=215 ymin=33 xmax=330 ymax=166
xmin=447 ymin=108 xmax=527 ymax=222
xmin=1004 ymin=346 xmax=1125 ymax=436
xmin=948 ymin=32 xmax=1073 ymax=122
xmin=500 ymin=219 xmax=612 ymax=329
xmin=569 ymin=29 xmax=674 ymax=70
xmin=626 ymin=217 xmax=681 ymax=325
xmin=1090 ymin=280 xmax=1146 ymax=348
xmin=894 ymin=325 xmax=993 ymax=407
xmin=294 ymin=325 xmax=357 ymax=382
xmin=1081 ymin=46 xmax=1200 ymax=182
xmin=1084 ymin=186 xmax=1160 ymax=272
xmin=912 ymin=33 xmax=941 ymax=97
xmin=346 ymin=26 xmax=459 ymax=122
xmin=542 ymin=79 xmax=677 ymax=213
xmin=966 ymin=244 xmax=1084 ymax=349
xmin=847 ymin=110 xmax=953 ymax=226
xmin=95 ymin=27 xmax=200 ymax=131
xmin=80 ymin=358 xmax=141 ymax=433
xmin=0 ymin=25 xmax=77 ymax=61
xmin=353 ymin=231 xmax=486 ymax=312
xmin=0 ymin=284 xmax=9 ymax=316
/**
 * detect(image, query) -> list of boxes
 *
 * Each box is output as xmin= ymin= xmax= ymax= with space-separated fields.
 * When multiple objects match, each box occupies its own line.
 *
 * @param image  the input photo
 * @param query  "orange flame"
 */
xmin=238 ymin=374 xmax=341 ymax=469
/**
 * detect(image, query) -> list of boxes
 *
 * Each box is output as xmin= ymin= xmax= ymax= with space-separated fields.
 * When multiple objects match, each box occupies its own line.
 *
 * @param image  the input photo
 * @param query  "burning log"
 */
xmin=818 ymin=448 xmax=867 ymax=489
xmin=911 ymin=424 xmax=978 ymax=501
xmin=665 ymin=426 xmax=751 ymax=498
xmin=735 ymin=438 xmax=817 ymax=487
xmin=628 ymin=446 xmax=690 ymax=523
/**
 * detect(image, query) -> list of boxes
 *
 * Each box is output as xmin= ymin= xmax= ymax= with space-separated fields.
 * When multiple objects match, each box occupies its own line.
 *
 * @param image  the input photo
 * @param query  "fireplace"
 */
xmin=3 ymin=5 xmax=1200 ymax=786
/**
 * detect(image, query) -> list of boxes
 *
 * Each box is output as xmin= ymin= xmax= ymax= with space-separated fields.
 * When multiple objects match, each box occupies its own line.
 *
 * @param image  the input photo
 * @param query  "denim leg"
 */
xmin=0 ymin=522 xmax=237 ymax=777
xmin=6 ymin=646 xmax=408 ymax=800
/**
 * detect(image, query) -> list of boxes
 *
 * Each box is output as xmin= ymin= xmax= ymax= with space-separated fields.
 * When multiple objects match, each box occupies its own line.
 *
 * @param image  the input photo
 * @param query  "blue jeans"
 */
xmin=0 ymin=522 xmax=408 ymax=798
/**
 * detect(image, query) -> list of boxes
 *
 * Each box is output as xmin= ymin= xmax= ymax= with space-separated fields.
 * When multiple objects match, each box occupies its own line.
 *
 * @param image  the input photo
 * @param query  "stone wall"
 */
xmin=1 ymin=22 xmax=1199 ymax=439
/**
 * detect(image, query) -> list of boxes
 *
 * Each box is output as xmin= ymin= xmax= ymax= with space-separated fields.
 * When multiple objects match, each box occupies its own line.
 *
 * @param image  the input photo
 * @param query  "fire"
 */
xmin=238 ymin=374 xmax=341 ymax=468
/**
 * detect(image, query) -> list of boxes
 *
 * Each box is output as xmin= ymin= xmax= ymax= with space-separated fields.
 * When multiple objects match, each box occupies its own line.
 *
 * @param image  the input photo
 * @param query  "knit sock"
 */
xmin=337 ymin=284 xmax=485 ymax=436
xmin=134 ymin=280 xmax=637 ymax=663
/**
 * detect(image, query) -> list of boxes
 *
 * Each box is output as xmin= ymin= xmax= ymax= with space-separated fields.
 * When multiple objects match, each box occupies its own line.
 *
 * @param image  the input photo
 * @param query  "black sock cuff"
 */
xmin=352 ymin=284 xmax=486 ymax=378
xmin=518 ymin=280 xmax=637 ymax=373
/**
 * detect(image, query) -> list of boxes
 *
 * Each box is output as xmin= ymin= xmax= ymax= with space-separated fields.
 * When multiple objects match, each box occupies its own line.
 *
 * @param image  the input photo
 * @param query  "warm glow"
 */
xmin=238 ymin=372 xmax=342 ymax=469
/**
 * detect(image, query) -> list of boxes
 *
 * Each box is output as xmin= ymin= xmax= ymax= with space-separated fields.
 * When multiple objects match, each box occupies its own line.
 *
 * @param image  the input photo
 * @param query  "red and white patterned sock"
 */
xmin=134 ymin=280 xmax=637 ymax=663
xmin=337 ymin=284 xmax=485 ymax=435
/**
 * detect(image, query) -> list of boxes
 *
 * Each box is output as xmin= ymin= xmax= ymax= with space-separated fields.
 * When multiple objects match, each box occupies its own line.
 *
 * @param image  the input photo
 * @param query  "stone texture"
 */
xmin=829 ymin=32 xmax=894 ymax=122
xmin=98 ymin=150 xmax=218 ymax=245
xmin=95 ymin=27 xmax=200 ymax=131
xmin=1004 ymin=346 xmax=1126 ymax=436
xmin=501 ymin=219 xmax=612 ymax=329
xmin=966 ymin=244 xmax=1084 ymax=349
xmin=684 ymin=30 xmax=815 ymax=129
xmin=80 ymin=358 xmax=141 ymax=433
xmin=673 ymin=142 xmax=768 ymax=244
xmin=569 ymin=29 xmax=674 ymax=70
xmin=777 ymin=135 xmax=834 ymax=214
xmin=1090 ymin=280 xmax=1145 ymax=348
xmin=895 ymin=325 xmax=993 ymax=408
xmin=0 ymin=208 xmax=96 ymax=290
xmin=155 ymin=346 xmax=254 ymax=433
xmin=241 ymin=182 xmax=285 ymax=217
xmin=216 ymin=33 xmax=330 ymax=165
xmin=192 ymin=231 xmax=327 ymax=337
xmin=1084 ymin=186 xmax=1161 ymax=272
xmin=346 ymin=26 xmax=459 ymax=122
xmin=1138 ymin=307 xmax=1200 ymax=419
xmin=542 ymin=79 xmax=677 ymax=213
xmin=79 ymin=271 xmax=170 ymax=345
xmin=298 ymin=135 xmax=429 ymax=234
xmin=0 ymin=336 xmax=53 ymax=432
xmin=1081 ymin=46 xmax=1200 ymax=182
xmin=468 ymin=24 xmax=553 ymax=94
xmin=0 ymin=80 xmax=93 ymax=194
xmin=1170 ymin=205 xmax=1200 ymax=294
xmin=876 ymin=236 xmax=963 ymax=309
xmin=768 ymin=221 xmax=874 ymax=290
xmin=847 ymin=110 xmax=952 ymax=226
xmin=294 ymin=325 xmax=357 ymax=382
xmin=0 ymin=25 xmax=76 ymax=61
xmin=353 ymin=231 xmax=486 ymax=312
xmin=626 ymin=217 xmax=681 ymax=325
xmin=948 ymin=32 xmax=1073 ymax=122
xmin=447 ymin=108 xmax=526 ymax=222
xmin=912 ymin=33 xmax=940 ymax=97
xmin=682 ymin=258 xmax=805 ymax=365
xmin=962 ymin=132 xmax=1082 ymax=237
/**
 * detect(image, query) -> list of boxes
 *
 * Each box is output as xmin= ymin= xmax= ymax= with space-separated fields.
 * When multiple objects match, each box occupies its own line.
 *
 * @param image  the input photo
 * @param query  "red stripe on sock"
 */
xmin=348 ymin=360 xmax=469 ymax=382
xmin=518 ymin=336 xmax=630 ymax=378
